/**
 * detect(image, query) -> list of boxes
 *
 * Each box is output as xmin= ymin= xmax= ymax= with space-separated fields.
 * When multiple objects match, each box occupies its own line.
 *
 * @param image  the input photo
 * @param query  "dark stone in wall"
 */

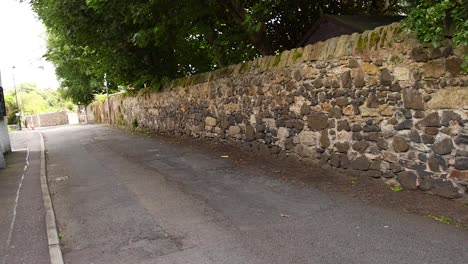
xmin=365 ymin=132 xmax=382 ymax=142
xmin=421 ymin=134 xmax=435 ymax=144
xmin=446 ymin=57 xmax=463 ymax=76
xmin=340 ymin=70 xmax=352 ymax=88
xmin=428 ymin=155 xmax=447 ymax=172
xmin=363 ymin=124 xmax=381 ymax=132
xmin=393 ymin=136 xmax=409 ymax=152
xmin=440 ymin=111 xmax=462 ymax=126
xmin=431 ymin=179 xmax=461 ymax=199
xmin=353 ymin=141 xmax=369 ymax=153
xmin=380 ymin=68 xmax=393 ymax=86
xmin=414 ymin=111 xmax=425 ymax=118
xmin=354 ymin=70 xmax=365 ymax=88
xmin=418 ymin=112 xmax=440 ymax=127
xmin=284 ymin=139 xmax=294 ymax=150
xmin=348 ymin=59 xmax=359 ymax=68
xmin=337 ymin=120 xmax=350 ymax=132
xmin=410 ymin=47 xmax=429 ymax=62
xmin=377 ymin=138 xmax=388 ymax=150
xmin=339 ymin=154 xmax=350 ymax=169
xmin=313 ymin=79 xmax=324 ymax=88
xmin=320 ymin=131 xmax=330 ymax=148
xmin=402 ymin=88 xmax=424 ymax=110
xmin=351 ymin=156 xmax=370 ymax=171
xmin=395 ymin=120 xmax=413 ymax=130
xmin=397 ymin=171 xmax=418 ymax=190
xmin=432 ymin=138 xmax=454 ymax=155
xmin=300 ymin=104 xmax=310 ymax=115
xmin=419 ymin=178 xmax=432 ymax=191
xmin=328 ymin=107 xmax=342 ymax=118
xmin=351 ymin=124 xmax=362 ymax=132
xmin=307 ymin=112 xmax=329 ymax=131
xmin=352 ymin=132 xmax=363 ymax=141
xmin=424 ymin=127 xmax=439 ymax=135
xmin=390 ymin=83 xmax=402 ymax=92
xmin=365 ymin=94 xmax=380 ymax=108
xmin=455 ymin=157 xmax=468 ymax=170
xmin=456 ymin=149 xmax=468 ymax=157
xmin=335 ymin=97 xmax=349 ymax=107
xmin=245 ymin=125 xmax=255 ymax=142
xmin=454 ymin=134 xmax=468 ymax=145
xmin=335 ymin=142 xmax=350 ymax=153
xmin=390 ymin=163 xmax=404 ymax=173
xmin=330 ymin=153 xmax=340 ymax=167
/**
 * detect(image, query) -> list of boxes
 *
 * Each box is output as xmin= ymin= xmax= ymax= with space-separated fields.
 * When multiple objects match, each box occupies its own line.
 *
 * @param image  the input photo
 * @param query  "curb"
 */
xmin=39 ymin=131 xmax=65 ymax=264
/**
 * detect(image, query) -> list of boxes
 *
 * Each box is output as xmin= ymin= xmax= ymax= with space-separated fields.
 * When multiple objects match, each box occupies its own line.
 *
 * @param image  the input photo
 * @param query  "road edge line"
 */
xmin=39 ymin=131 xmax=65 ymax=264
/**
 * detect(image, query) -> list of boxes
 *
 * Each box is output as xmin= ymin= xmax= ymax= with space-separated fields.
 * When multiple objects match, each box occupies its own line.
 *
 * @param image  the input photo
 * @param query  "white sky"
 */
xmin=0 ymin=0 xmax=59 ymax=91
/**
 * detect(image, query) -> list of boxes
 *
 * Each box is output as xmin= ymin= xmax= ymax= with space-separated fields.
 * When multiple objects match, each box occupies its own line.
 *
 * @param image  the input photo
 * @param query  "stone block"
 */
xmin=431 ymin=179 xmax=461 ymax=199
xmin=432 ymin=138 xmax=454 ymax=155
xmin=393 ymin=136 xmax=409 ymax=152
xmin=340 ymin=70 xmax=352 ymax=88
xmin=402 ymin=88 xmax=424 ymax=110
xmin=422 ymin=59 xmax=445 ymax=79
xmin=427 ymin=86 xmax=468 ymax=109
xmin=410 ymin=47 xmax=428 ymax=62
xmin=454 ymin=157 xmax=468 ymax=170
xmin=380 ymin=68 xmax=393 ymax=86
xmin=307 ymin=112 xmax=329 ymax=131
xmin=351 ymin=156 xmax=370 ymax=171
xmin=397 ymin=171 xmax=418 ymax=190
xmin=205 ymin=116 xmax=217 ymax=127
xmin=227 ymin=125 xmax=241 ymax=139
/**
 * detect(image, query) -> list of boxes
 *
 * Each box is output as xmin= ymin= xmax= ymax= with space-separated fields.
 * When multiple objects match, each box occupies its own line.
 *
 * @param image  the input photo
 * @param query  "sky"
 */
xmin=0 ymin=0 xmax=59 ymax=91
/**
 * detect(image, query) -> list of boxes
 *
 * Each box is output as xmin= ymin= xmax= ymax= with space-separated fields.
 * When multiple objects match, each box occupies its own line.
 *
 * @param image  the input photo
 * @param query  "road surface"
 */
xmin=40 ymin=125 xmax=467 ymax=264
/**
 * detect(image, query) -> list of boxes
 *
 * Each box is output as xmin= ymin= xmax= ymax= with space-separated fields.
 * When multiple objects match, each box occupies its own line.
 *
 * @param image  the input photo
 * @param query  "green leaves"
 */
xmin=31 ymin=0 xmax=411 ymax=104
xmin=403 ymin=0 xmax=467 ymax=47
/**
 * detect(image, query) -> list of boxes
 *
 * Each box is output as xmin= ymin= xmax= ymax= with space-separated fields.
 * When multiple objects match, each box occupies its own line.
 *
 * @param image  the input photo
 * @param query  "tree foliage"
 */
xmin=402 ymin=0 xmax=467 ymax=47
xmin=29 ymin=0 xmax=463 ymax=105
xmin=3 ymin=83 xmax=73 ymax=124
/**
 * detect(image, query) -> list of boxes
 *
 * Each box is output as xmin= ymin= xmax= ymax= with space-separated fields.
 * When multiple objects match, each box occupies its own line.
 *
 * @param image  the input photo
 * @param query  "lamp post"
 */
xmin=12 ymin=66 xmax=21 ymax=130
xmin=104 ymin=73 xmax=111 ymax=125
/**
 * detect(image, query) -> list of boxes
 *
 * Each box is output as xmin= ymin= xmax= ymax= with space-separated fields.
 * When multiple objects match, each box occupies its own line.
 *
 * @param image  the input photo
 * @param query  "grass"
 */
xmin=292 ymin=51 xmax=303 ymax=61
xmin=390 ymin=185 xmax=403 ymax=192
xmin=425 ymin=215 xmax=468 ymax=230
xmin=426 ymin=215 xmax=452 ymax=225
xmin=350 ymin=176 xmax=358 ymax=187
xmin=272 ymin=54 xmax=281 ymax=67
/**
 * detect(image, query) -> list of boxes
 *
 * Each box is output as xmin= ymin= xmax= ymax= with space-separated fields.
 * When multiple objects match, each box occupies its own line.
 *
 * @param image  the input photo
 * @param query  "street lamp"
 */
xmin=12 ymin=66 xmax=22 ymax=130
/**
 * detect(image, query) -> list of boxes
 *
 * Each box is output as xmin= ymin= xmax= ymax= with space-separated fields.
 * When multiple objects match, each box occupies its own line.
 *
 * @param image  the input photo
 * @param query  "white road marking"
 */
xmin=2 ymin=147 xmax=29 ymax=264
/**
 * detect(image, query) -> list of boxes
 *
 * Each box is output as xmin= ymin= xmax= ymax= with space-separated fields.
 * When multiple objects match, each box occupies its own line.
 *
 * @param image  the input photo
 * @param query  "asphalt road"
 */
xmin=43 ymin=125 xmax=468 ymax=264
xmin=0 ymin=131 xmax=50 ymax=264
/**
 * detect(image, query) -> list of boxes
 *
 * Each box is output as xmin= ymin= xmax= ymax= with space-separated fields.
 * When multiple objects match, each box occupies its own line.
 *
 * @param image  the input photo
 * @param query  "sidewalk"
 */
xmin=0 ymin=131 xmax=50 ymax=264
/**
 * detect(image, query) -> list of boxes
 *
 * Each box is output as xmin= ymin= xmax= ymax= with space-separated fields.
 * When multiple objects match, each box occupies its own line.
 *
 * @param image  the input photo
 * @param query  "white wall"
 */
xmin=0 ymin=118 xmax=9 ymax=168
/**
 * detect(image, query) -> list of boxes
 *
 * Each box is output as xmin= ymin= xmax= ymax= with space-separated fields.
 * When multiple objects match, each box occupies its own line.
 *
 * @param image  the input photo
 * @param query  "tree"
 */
xmin=29 ymin=0 xmax=413 ymax=104
xmin=403 ymin=0 xmax=467 ymax=47
xmin=3 ymin=83 xmax=73 ymax=124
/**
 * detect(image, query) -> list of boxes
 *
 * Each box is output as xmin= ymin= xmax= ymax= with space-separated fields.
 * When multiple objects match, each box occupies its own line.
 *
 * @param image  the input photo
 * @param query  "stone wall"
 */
xmin=25 ymin=111 xmax=73 ymax=127
xmin=88 ymin=23 xmax=468 ymax=199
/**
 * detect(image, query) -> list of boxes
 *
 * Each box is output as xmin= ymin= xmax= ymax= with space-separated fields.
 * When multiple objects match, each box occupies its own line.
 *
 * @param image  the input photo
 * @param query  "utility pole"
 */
xmin=104 ymin=73 xmax=111 ymax=125
xmin=12 ymin=66 xmax=21 ymax=130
